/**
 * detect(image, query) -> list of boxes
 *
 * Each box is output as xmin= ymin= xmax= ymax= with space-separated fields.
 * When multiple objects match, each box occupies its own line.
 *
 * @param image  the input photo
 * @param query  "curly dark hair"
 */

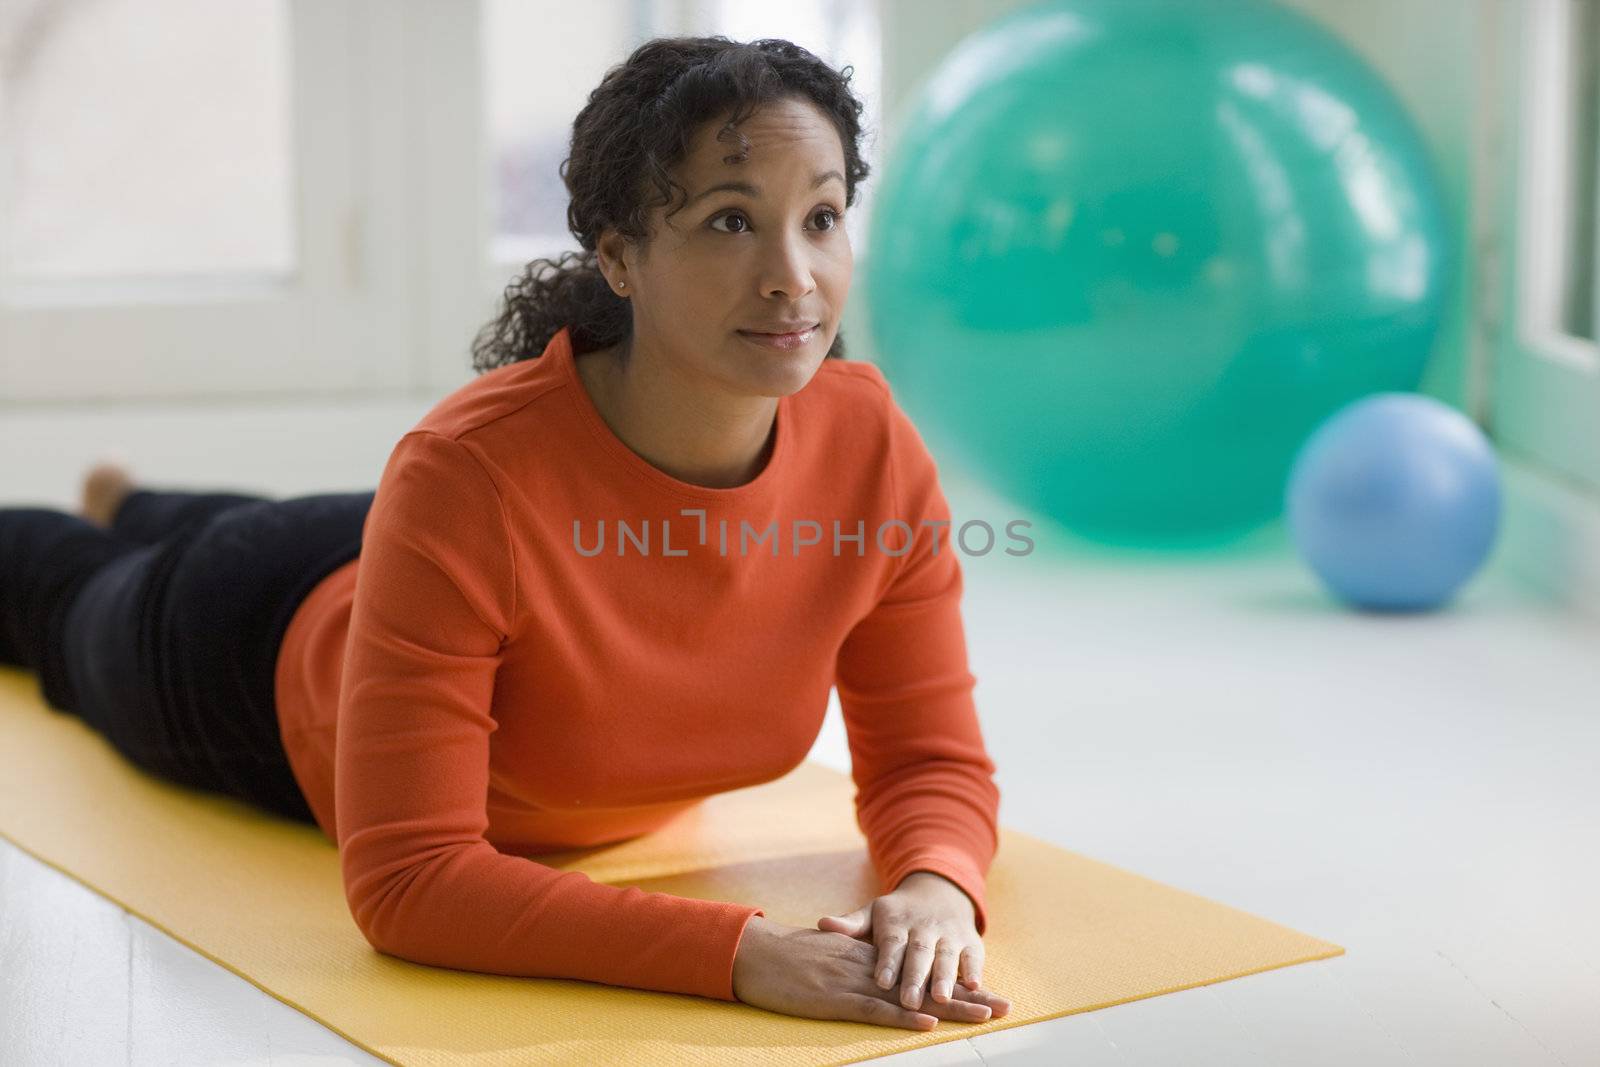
xmin=469 ymin=35 xmax=871 ymax=374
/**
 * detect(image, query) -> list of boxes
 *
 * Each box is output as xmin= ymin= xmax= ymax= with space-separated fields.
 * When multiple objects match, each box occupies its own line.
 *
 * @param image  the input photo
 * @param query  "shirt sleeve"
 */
xmin=335 ymin=429 xmax=764 ymax=1001
xmin=833 ymin=392 xmax=1003 ymax=935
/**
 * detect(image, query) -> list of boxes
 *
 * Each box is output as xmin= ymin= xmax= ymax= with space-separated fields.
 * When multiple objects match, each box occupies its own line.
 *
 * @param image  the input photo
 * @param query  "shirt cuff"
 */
xmin=708 ymin=904 xmax=766 ymax=1001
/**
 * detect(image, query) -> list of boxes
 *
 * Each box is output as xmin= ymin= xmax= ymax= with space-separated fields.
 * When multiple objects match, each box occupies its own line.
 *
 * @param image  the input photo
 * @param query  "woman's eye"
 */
xmin=710 ymin=208 xmax=844 ymax=234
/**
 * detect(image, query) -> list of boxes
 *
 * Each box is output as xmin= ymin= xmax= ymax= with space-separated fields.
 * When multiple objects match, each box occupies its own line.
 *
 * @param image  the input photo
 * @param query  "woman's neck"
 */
xmin=574 ymin=341 xmax=778 ymax=489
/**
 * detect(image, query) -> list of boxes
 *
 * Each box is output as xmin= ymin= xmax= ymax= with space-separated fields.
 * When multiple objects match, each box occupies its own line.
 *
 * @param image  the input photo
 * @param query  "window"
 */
xmin=0 ymin=1 xmax=411 ymax=402
xmin=0 ymin=1 xmax=886 ymax=402
xmin=1491 ymin=0 xmax=1600 ymax=493
xmin=1555 ymin=0 xmax=1597 ymax=343
xmin=483 ymin=0 xmax=651 ymax=266
xmin=0 ymin=0 xmax=295 ymax=285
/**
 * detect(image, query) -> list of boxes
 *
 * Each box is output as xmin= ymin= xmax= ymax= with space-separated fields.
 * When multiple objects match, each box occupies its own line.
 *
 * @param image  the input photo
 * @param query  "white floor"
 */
xmin=3 ymin=399 xmax=1598 ymax=1066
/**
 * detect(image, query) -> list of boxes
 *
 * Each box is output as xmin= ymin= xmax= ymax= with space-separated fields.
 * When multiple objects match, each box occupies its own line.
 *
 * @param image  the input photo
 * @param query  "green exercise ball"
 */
xmin=864 ymin=0 xmax=1455 ymax=548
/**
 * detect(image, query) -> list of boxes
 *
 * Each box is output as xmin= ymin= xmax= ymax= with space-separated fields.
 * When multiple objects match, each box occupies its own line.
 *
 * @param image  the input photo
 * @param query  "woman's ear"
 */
xmin=594 ymin=229 xmax=622 ymax=285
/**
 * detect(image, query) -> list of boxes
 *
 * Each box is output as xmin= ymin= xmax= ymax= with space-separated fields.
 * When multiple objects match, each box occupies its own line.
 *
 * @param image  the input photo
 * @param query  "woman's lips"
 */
xmin=738 ymin=325 xmax=817 ymax=350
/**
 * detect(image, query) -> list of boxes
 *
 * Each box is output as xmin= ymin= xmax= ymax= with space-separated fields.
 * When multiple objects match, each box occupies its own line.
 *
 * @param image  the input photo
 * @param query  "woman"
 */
xmin=0 ymin=36 xmax=1011 ymax=1031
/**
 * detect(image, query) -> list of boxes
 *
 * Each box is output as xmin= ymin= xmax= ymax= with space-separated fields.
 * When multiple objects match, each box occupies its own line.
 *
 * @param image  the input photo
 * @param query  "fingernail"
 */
xmin=878 ymin=969 xmax=892 ymax=987
xmin=934 ymin=983 xmax=950 ymax=1001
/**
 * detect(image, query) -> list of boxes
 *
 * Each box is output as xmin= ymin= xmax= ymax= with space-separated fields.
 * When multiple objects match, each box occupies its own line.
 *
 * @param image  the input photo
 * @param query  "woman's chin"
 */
xmin=724 ymin=344 xmax=826 ymax=393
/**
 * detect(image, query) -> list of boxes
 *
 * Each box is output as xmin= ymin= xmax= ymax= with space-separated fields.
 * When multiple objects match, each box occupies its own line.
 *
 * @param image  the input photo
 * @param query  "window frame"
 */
xmin=1489 ymin=0 xmax=1600 ymax=494
xmin=0 ymin=0 xmax=415 ymax=404
xmin=0 ymin=0 xmax=890 ymax=404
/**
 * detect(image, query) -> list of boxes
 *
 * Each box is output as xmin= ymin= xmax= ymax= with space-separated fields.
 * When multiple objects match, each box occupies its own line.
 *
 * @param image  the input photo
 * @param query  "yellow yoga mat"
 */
xmin=0 ymin=665 xmax=1343 ymax=1065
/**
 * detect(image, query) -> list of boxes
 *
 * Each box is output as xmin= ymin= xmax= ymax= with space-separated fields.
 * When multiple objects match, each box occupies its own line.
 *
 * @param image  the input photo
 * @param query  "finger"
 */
xmin=873 ymin=924 xmax=908 ymax=990
xmin=927 ymin=939 xmax=964 ymax=1003
xmin=950 ymin=984 xmax=1011 ymax=1017
xmin=898 ymin=928 xmax=939 ymax=1010
xmin=876 ymin=971 xmax=995 ymax=1025
xmin=958 ymin=943 xmax=985 ymax=990
xmin=846 ymin=993 xmax=938 ymax=1031
xmin=818 ymin=905 xmax=871 ymax=938
xmin=912 ymin=986 xmax=993 ymax=1024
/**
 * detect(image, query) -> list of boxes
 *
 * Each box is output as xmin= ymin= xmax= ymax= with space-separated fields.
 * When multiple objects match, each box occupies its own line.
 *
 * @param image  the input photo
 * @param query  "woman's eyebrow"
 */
xmin=688 ymin=169 xmax=844 ymax=206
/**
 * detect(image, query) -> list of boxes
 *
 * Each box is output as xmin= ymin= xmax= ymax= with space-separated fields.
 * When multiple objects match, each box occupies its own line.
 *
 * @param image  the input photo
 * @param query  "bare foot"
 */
xmin=80 ymin=455 xmax=136 ymax=528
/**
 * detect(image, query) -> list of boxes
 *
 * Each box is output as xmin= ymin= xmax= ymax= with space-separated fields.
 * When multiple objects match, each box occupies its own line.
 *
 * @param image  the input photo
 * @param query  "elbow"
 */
xmin=337 ymin=833 xmax=499 ymax=965
xmin=338 ymin=835 xmax=439 ymax=959
xmin=342 ymin=865 xmax=412 ymax=958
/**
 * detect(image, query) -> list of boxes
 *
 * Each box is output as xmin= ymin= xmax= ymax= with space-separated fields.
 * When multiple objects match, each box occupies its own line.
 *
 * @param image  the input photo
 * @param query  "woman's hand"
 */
xmin=816 ymin=871 xmax=1002 ymax=1013
xmin=731 ymin=914 xmax=1010 ymax=1030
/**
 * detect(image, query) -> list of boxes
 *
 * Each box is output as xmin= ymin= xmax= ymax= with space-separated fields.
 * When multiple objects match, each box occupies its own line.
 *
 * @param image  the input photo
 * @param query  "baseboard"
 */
xmin=1498 ymin=454 xmax=1600 ymax=623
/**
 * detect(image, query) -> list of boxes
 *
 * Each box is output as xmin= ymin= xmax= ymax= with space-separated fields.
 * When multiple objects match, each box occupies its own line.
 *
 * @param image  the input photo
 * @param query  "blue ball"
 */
xmin=1286 ymin=393 xmax=1501 ymax=611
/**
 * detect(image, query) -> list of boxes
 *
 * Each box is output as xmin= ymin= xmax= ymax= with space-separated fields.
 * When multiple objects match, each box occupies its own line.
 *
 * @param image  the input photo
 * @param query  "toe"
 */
xmin=81 ymin=458 xmax=135 ymax=526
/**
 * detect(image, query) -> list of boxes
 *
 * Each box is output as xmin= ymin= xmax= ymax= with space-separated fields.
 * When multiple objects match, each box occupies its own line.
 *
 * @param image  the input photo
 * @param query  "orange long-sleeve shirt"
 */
xmin=272 ymin=324 xmax=1000 ymax=1002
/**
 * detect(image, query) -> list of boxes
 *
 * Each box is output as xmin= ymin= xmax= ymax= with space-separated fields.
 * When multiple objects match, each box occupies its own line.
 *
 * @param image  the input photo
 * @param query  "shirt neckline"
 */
xmin=550 ymin=325 xmax=789 ymax=503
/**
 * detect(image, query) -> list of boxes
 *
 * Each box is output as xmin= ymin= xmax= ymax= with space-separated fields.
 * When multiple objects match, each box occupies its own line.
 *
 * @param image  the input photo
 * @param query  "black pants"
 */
xmin=0 ymin=486 xmax=373 ymax=825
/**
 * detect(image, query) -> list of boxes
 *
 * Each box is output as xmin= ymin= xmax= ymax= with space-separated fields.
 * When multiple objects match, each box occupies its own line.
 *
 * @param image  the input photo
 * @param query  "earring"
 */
xmin=618 ymin=279 xmax=626 ymax=290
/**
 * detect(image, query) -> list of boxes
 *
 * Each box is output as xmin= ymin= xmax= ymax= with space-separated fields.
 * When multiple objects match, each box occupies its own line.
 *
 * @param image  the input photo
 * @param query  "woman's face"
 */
xmin=606 ymin=96 xmax=853 ymax=400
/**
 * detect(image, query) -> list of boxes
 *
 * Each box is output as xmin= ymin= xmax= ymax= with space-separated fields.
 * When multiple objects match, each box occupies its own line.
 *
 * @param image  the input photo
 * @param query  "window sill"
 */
xmin=1499 ymin=452 xmax=1600 ymax=623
